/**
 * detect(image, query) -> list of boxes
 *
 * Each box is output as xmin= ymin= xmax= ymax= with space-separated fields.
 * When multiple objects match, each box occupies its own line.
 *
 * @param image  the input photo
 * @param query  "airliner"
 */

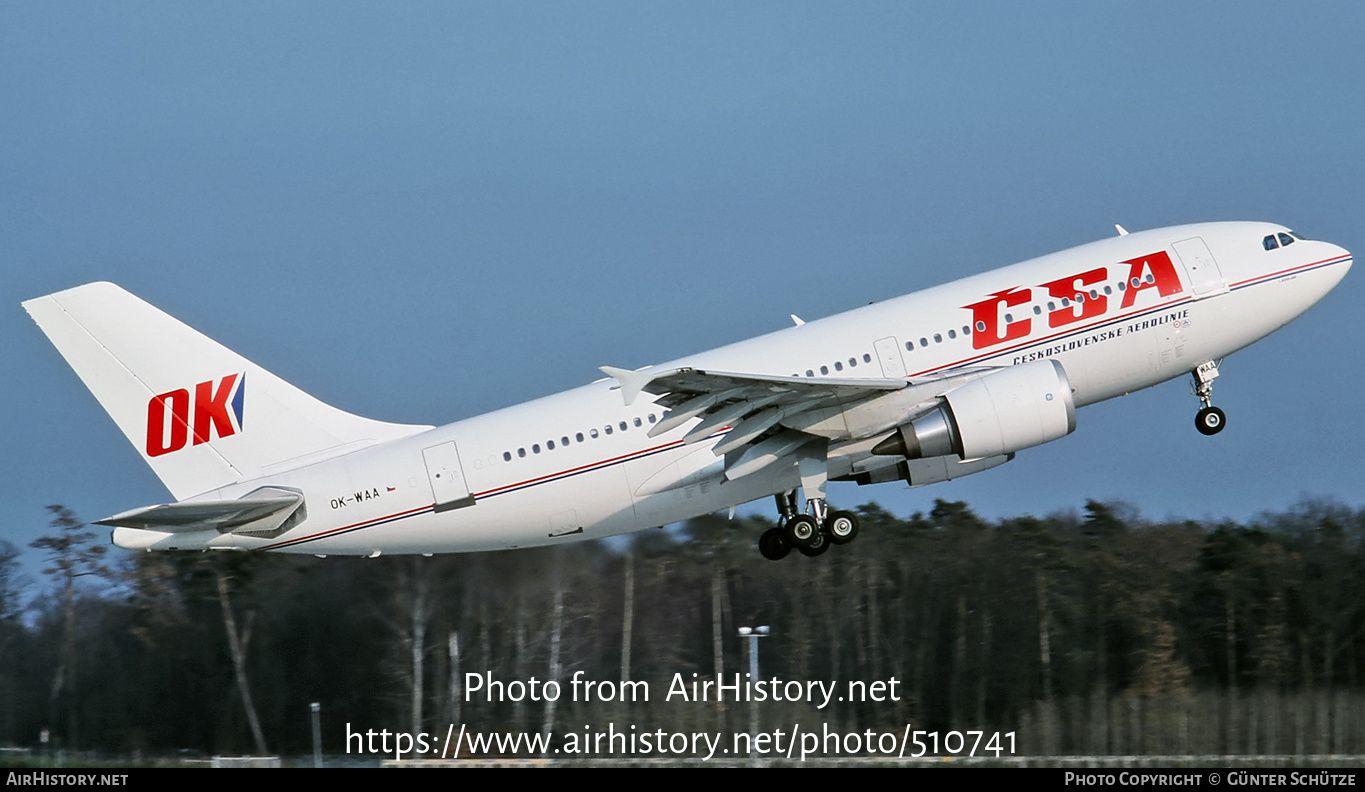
xmin=23 ymin=222 xmax=1351 ymax=560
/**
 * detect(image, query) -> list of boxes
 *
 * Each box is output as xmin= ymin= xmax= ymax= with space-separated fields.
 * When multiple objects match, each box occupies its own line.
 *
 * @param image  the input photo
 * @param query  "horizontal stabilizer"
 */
xmin=97 ymin=487 xmax=304 ymax=539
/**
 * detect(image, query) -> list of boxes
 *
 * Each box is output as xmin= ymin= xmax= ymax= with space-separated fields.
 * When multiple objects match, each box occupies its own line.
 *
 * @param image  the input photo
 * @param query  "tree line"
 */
xmin=1 ymin=497 xmax=1363 ymax=758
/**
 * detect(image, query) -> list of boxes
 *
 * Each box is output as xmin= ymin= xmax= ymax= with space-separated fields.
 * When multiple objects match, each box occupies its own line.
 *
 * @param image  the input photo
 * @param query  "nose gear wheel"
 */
xmin=1196 ymin=405 xmax=1226 ymax=436
xmin=1191 ymin=361 xmax=1226 ymax=436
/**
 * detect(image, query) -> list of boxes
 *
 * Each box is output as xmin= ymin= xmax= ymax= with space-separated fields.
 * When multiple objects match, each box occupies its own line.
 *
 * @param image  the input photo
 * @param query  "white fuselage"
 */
xmin=138 ymin=222 xmax=1351 ymax=555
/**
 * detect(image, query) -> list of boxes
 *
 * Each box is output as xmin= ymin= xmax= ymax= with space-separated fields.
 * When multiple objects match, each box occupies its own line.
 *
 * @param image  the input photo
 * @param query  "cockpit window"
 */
xmin=1278 ymin=232 xmax=1295 ymax=247
xmin=1263 ymin=234 xmax=1279 ymax=251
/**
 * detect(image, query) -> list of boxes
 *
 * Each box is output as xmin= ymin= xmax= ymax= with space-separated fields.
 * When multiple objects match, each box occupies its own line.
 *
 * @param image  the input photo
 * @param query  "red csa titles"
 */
xmin=145 ymin=373 xmax=245 ymax=457
xmin=964 ymin=251 xmax=1185 ymax=351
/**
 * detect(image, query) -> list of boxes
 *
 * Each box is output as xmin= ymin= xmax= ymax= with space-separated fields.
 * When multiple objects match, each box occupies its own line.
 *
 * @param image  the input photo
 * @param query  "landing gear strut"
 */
xmin=1192 ymin=360 xmax=1226 ymax=436
xmin=757 ymin=490 xmax=860 ymax=561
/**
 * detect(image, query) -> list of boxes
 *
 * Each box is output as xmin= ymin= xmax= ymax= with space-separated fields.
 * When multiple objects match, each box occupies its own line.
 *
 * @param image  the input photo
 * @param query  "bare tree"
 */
xmin=30 ymin=505 xmax=109 ymax=748
xmin=0 ymin=540 xmax=26 ymax=744
xmin=214 ymin=562 xmax=269 ymax=755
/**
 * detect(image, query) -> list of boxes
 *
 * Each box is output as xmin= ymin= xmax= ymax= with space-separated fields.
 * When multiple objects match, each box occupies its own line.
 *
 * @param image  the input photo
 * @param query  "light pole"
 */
xmin=737 ymin=626 xmax=769 ymax=760
xmin=310 ymin=702 xmax=322 ymax=768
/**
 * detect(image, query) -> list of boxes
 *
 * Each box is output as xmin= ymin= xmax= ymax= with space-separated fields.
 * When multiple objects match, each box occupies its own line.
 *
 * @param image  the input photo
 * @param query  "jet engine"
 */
xmin=873 ymin=359 xmax=1076 ymax=460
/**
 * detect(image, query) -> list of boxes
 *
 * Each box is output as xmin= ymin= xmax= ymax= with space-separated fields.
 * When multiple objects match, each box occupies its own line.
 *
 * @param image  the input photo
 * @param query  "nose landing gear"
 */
xmin=1192 ymin=360 xmax=1226 ymax=436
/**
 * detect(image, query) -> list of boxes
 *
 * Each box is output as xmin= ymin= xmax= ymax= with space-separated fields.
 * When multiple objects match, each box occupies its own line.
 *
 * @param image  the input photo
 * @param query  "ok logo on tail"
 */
xmin=145 ymin=373 xmax=245 ymax=457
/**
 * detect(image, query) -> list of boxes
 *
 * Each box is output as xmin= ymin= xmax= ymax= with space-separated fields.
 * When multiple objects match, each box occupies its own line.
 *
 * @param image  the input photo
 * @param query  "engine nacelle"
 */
xmin=873 ymin=359 xmax=1076 ymax=460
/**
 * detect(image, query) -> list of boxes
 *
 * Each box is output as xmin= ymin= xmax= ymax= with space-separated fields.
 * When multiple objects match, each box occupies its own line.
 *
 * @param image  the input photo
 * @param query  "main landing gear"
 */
xmin=1192 ymin=360 xmax=1226 ymax=436
xmin=757 ymin=491 xmax=861 ymax=561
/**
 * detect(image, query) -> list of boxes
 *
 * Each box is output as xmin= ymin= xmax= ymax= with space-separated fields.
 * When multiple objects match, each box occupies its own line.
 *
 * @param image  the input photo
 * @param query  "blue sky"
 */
xmin=4 ymin=2 xmax=1363 ymax=567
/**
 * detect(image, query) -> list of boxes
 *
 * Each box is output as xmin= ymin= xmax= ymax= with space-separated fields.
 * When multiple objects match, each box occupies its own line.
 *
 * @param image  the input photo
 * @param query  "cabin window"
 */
xmin=503 ymin=451 xmax=512 ymax=462
xmin=562 ymin=436 xmax=570 ymax=446
xmin=533 ymin=444 xmax=541 ymax=454
xmin=863 ymin=353 xmax=872 ymax=362
xmin=962 ymin=326 xmax=971 ymax=336
xmin=848 ymin=357 xmax=857 ymax=367
xmin=1033 ymin=305 xmax=1042 ymax=315
xmin=820 ymin=365 xmax=829 ymax=375
xmin=590 ymin=428 xmax=599 ymax=439
xmin=633 ymin=417 xmax=642 ymax=427
xmin=933 ymin=333 xmax=942 ymax=343
xmin=605 ymin=425 xmax=613 ymax=435
xmin=619 ymin=421 xmax=628 ymax=431
xmin=975 ymin=321 xmax=986 ymax=332
xmin=919 ymin=337 xmax=928 ymax=347
xmin=576 ymin=432 xmax=585 ymax=442
xmin=806 ymin=369 xmax=814 ymax=377
xmin=518 ymin=448 xmax=526 ymax=458
xmin=948 ymin=329 xmax=957 ymax=339
xmin=647 ymin=414 xmax=656 ymax=424
xmin=547 ymin=440 xmax=555 ymax=450
xmin=905 ymin=341 xmax=914 ymax=351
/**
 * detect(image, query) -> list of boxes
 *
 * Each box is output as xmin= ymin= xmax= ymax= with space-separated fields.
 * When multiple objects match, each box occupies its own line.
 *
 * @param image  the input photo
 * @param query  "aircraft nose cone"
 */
xmin=1315 ymin=241 xmax=1352 ymax=294
xmin=1327 ymin=241 xmax=1352 ymax=271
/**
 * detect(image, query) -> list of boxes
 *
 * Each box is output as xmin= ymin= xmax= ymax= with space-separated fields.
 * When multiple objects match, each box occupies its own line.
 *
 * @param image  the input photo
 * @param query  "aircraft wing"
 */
xmin=600 ymin=365 xmax=929 ymax=481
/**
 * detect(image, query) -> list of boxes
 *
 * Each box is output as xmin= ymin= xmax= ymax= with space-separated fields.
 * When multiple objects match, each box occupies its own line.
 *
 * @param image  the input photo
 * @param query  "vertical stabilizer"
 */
xmin=24 ymin=282 xmax=431 ymax=500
